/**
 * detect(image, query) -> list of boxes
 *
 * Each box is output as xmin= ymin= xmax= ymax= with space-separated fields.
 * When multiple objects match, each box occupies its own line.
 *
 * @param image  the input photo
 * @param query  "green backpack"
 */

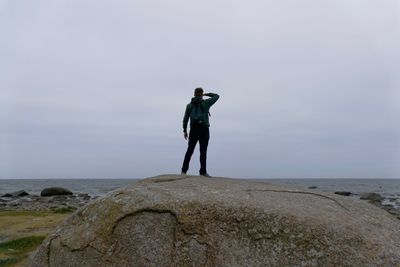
xmin=189 ymin=102 xmax=210 ymax=126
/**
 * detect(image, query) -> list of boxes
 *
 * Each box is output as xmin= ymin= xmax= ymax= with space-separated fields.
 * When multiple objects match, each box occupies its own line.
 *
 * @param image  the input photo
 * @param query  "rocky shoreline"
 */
xmin=1 ymin=186 xmax=399 ymax=220
xmin=306 ymin=187 xmax=400 ymax=220
xmin=0 ymin=187 xmax=97 ymax=212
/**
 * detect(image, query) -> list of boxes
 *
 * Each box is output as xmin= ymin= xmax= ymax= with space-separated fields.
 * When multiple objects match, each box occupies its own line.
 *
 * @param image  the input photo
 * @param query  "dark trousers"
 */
xmin=182 ymin=126 xmax=210 ymax=175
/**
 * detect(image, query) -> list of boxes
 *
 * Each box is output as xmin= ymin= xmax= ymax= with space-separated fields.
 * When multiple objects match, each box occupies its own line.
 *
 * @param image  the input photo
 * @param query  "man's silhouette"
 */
xmin=181 ymin=88 xmax=219 ymax=177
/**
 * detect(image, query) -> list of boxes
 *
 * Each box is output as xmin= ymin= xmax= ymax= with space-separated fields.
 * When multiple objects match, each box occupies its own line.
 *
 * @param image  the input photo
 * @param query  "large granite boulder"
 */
xmin=41 ymin=187 xmax=73 ymax=197
xmin=29 ymin=175 xmax=400 ymax=267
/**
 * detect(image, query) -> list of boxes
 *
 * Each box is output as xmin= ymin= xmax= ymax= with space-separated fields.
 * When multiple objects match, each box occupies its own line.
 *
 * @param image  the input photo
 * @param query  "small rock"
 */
xmin=334 ymin=191 xmax=352 ymax=196
xmin=21 ymin=196 xmax=33 ymax=202
xmin=51 ymin=195 xmax=69 ymax=200
xmin=381 ymin=204 xmax=393 ymax=211
xmin=77 ymin=193 xmax=91 ymax=200
xmin=360 ymin=193 xmax=383 ymax=202
xmin=383 ymin=206 xmax=400 ymax=219
xmin=9 ymin=201 xmax=20 ymax=206
xmin=41 ymin=187 xmax=73 ymax=197
xmin=2 ymin=190 xmax=30 ymax=197
xmin=308 ymin=186 xmax=318 ymax=189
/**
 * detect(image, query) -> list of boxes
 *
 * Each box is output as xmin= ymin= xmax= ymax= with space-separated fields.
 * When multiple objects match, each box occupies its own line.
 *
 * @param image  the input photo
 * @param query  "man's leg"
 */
xmin=181 ymin=128 xmax=199 ymax=173
xmin=199 ymin=127 xmax=210 ymax=175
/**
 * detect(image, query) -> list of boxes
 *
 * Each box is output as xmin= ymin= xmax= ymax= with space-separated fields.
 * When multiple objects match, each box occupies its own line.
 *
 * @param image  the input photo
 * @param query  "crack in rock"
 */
xmin=59 ymin=238 xmax=97 ymax=253
xmin=111 ymin=208 xmax=179 ymax=234
xmin=56 ymin=238 xmax=113 ymax=265
xmin=246 ymin=189 xmax=349 ymax=211
xmin=151 ymin=176 xmax=191 ymax=183
xmin=46 ymin=236 xmax=58 ymax=267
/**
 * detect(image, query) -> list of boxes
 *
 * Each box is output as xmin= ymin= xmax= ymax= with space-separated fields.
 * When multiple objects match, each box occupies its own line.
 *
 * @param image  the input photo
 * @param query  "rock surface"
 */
xmin=28 ymin=175 xmax=400 ymax=267
xmin=41 ymin=187 xmax=73 ymax=197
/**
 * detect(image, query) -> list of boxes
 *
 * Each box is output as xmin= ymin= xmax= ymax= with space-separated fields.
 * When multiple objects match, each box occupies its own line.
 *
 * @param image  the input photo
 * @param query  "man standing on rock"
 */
xmin=181 ymin=88 xmax=219 ymax=177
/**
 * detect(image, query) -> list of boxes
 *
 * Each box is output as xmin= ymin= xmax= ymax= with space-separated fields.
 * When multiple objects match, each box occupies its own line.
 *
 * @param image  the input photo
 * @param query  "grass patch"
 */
xmin=0 ymin=236 xmax=45 ymax=267
xmin=0 ymin=211 xmax=68 ymax=243
xmin=0 ymin=211 xmax=53 ymax=217
xmin=51 ymin=206 xmax=77 ymax=214
xmin=0 ymin=210 xmax=69 ymax=266
xmin=0 ymin=257 xmax=18 ymax=266
xmin=0 ymin=236 xmax=45 ymax=251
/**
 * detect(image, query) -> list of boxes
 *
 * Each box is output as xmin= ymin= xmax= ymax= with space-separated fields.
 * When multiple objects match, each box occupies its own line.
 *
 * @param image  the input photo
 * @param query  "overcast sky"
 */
xmin=1 ymin=0 xmax=399 ymax=179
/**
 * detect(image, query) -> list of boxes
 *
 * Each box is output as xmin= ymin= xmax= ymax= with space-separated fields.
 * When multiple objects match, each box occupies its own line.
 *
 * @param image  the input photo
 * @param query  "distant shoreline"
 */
xmin=1 ymin=177 xmax=399 ymax=219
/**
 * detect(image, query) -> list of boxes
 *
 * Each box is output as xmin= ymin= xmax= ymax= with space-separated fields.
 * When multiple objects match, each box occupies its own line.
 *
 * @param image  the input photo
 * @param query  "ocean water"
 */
xmin=1 ymin=178 xmax=399 ymax=200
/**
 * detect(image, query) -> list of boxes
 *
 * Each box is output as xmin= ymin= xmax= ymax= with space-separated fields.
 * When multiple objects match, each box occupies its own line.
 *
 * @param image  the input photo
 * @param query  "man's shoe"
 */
xmin=200 ymin=173 xmax=212 ymax=177
xmin=181 ymin=172 xmax=187 ymax=175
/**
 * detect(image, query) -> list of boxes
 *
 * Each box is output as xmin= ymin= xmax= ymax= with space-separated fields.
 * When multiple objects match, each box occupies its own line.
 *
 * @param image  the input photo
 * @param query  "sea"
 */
xmin=1 ymin=178 xmax=399 ymax=209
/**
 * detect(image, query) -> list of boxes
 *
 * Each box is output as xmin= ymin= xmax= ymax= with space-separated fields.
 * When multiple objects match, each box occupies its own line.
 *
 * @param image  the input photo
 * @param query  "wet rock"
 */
xmin=41 ymin=187 xmax=73 ymax=197
xmin=334 ymin=191 xmax=352 ymax=196
xmin=308 ymin=186 xmax=318 ymax=189
xmin=77 ymin=193 xmax=90 ymax=200
xmin=360 ymin=192 xmax=384 ymax=202
xmin=2 ymin=190 xmax=30 ymax=197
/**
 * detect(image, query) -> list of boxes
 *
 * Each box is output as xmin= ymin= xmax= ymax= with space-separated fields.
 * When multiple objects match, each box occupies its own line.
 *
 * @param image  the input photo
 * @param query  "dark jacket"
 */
xmin=183 ymin=93 xmax=219 ymax=131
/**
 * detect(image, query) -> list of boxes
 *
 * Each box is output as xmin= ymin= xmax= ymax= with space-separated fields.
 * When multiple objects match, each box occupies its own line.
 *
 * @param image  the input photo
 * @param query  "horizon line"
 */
xmin=0 ymin=176 xmax=399 ymax=180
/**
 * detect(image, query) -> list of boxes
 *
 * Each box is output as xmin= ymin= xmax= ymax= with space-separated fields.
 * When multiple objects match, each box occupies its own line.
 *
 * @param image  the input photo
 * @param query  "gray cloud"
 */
xmin=1 ymin=0 xmax=399 ymax=178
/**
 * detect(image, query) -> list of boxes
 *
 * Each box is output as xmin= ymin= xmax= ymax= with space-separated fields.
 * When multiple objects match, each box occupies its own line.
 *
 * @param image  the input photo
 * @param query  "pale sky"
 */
xmin=1 ymin=0 xmax=399 ymax=179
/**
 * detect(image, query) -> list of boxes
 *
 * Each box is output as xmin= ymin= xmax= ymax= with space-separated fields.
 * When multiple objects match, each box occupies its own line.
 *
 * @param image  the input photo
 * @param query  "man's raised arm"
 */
xmin=203 ymin=93 xmax=220 ymax=107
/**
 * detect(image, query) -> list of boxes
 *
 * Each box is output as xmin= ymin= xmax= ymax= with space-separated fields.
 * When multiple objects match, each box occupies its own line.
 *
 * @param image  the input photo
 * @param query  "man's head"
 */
xmin=194 ymin=87 xmax=204 ymax=97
